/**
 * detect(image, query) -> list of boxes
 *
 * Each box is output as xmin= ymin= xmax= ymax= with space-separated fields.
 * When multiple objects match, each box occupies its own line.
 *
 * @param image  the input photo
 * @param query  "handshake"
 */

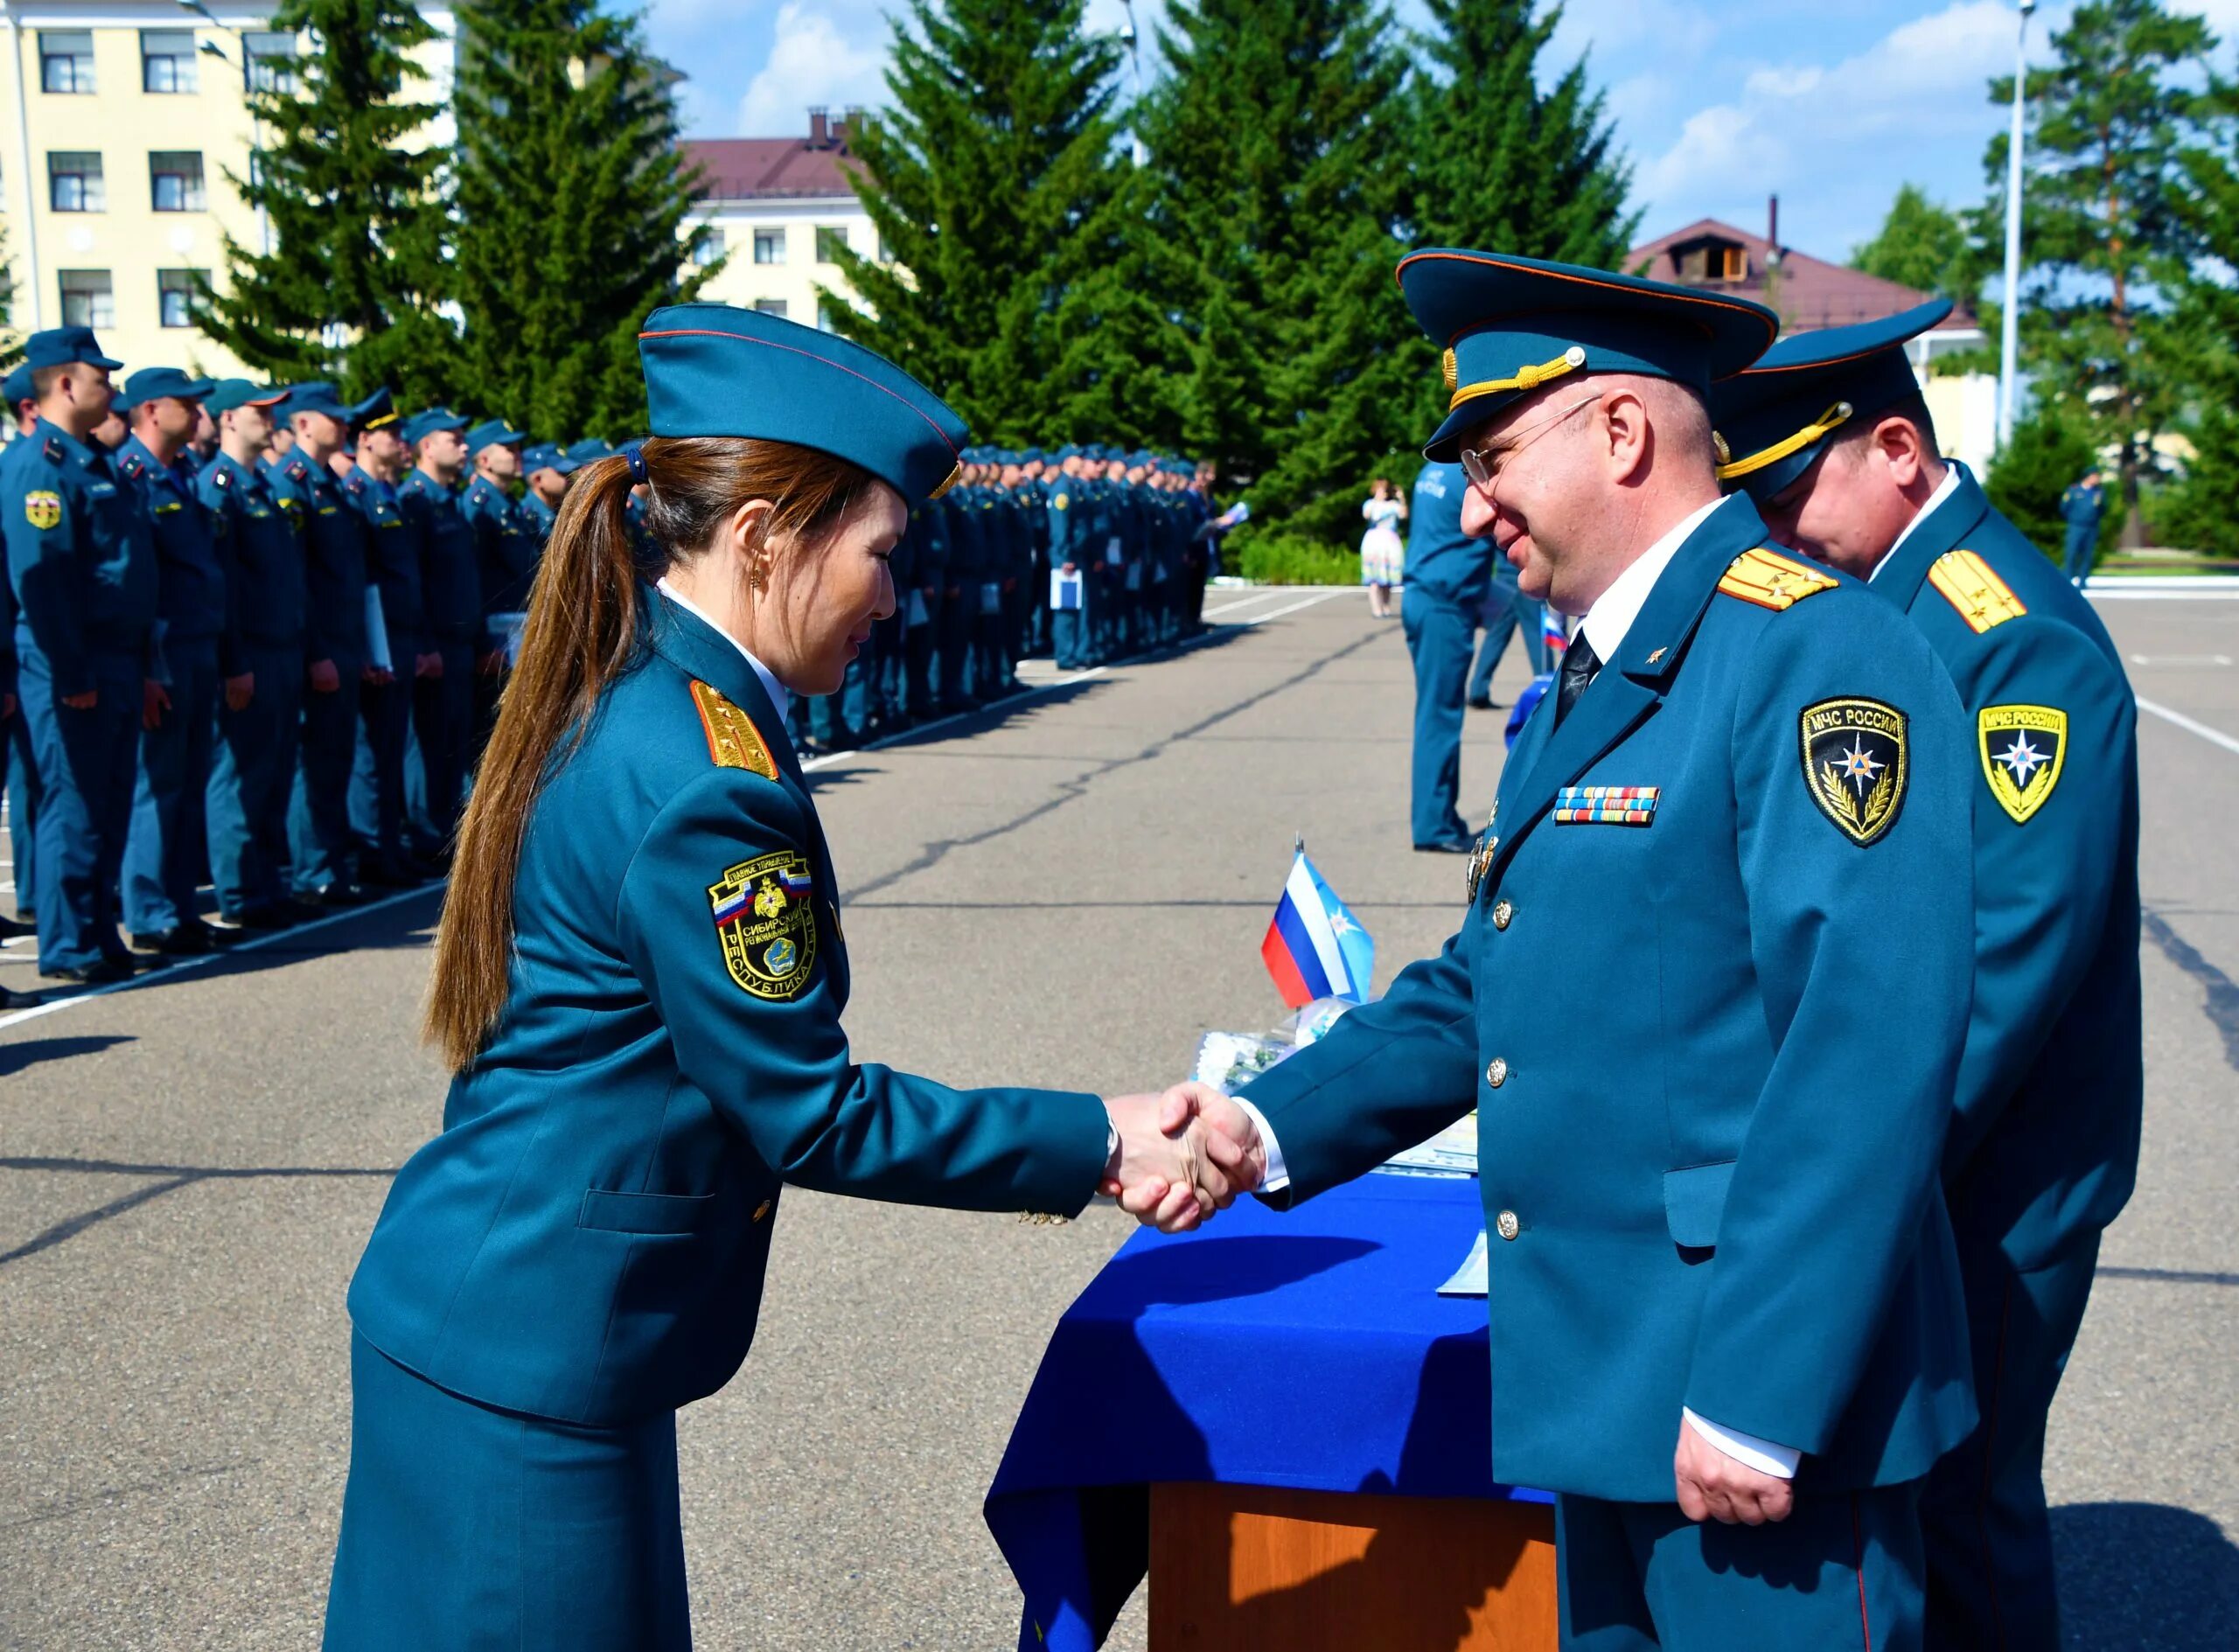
xmin=1099 ymin=1083 xmax=1268 ymax=1232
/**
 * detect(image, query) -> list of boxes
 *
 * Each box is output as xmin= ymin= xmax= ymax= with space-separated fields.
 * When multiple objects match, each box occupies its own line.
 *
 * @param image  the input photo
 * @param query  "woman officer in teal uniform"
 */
xmin=323 ymin=305 xmax=1252 ymax=1649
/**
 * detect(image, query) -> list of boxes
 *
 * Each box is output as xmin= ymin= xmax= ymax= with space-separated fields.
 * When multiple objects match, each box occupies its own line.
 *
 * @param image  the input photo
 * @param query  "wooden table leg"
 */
xmin=1148 ymin=1481 xmax=1558 ymax=1650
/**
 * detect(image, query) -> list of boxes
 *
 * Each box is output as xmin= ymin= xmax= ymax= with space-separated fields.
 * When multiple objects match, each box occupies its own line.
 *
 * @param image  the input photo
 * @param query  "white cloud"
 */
xmin=735 ymin=2 xmax=890 ymax=136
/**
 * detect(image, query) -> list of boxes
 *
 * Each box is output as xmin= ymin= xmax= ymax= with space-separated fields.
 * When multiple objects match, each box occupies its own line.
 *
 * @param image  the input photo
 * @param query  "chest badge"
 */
xmin=1978 ymin=704 xmax=2066 ymax=824
xmin=24 ymin=491 xmax=61 ymax=529
xmin=1465 ymin=803 xmax=1498 ymax=904
xmin=1553 ymin=785 xmax=1659 ymax=825
xmin=708 ymin=852 xmax=820 ymax=1001
xmin=1801 ymin=698 xmax=1908 ymax=847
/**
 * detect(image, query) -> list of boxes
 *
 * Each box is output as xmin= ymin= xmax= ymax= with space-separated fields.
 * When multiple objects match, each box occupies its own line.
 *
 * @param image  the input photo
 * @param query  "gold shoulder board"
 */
xmin=1717 ymin=547 xmax=1838 ymax=612
xmin=689 ymin=680 xmax=778 ymax=780
xmin=1927 ymin=549 xmax=2027 ymax=633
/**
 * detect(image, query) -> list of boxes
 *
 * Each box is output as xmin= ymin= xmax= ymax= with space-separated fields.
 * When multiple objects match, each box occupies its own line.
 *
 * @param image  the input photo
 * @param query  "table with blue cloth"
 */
xmin=986 ymin=1174 xmax=1556 ymax=1652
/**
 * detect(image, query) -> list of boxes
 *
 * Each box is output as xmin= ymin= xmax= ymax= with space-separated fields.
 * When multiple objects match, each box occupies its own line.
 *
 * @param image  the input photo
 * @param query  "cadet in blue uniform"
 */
xmin=276 ymin=384 xmax=373 ymax=907
xmin=1712 ymin=303 xmax=2141 ymax=1652
xmin=1466 ymin=527 xmax=1549 ymax=708
xmin=322 ymin=304 xmax=1243 ymax=1649
xmin=3 ymin=327 xmax=159 ymax=982
xmin=199 ymin=381 xmax=306 ymax=931
xmin=517 ymin=442 xmax=576 ymax=550
xmin=1046 ymin=448 xmax=1090 ymax=668
xmin=460 ymin=420 xmax=534 ymax=760
xmin=2057 ymin=471 xmax=2105 ymax=586
xmin=343 ymin=392 xmax=426 ymax=887
xmin=1227 ymin=253 xmax=1979 ymax=1650
xmin=114 ymin=368 xmax=223 ymax=953
xmin=1400 ymin=457 xmax=1490 ymax=851
xmin=396 ymin=409 xmax=480 ymax=861
xmin=0 ymin=366 xmax=38 ymax=938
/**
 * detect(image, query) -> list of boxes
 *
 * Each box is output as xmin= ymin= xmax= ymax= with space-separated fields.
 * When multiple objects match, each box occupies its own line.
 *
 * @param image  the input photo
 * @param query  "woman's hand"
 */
xmin=1100 ymin=1084 xmax=1267 ymax=1233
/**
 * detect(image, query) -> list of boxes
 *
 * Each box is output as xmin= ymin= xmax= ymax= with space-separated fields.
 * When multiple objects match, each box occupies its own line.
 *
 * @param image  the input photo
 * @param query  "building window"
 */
xmin=150 ymin=151 xmax=206 ymax=213
xmin=1676 ymin=240 xmax=1747 ymax=283
xmin=39 ymin=31 xmax=95 ymax=94
xmin=689 ymin=227 xmax=724 ymax=267
xmin=158 ymin=269 xmax=205 ymax=328
xmin=753 ymin=228 xmax=785 ymax=265
xmin=815 ymin=226 xmax=848 ymax=264
xmin=246 ymin=31 xmax=297 ymax=94
xmin=753 ymin=299 xmax=788 ymax=318
xmin=142 ymin=30 xmax=199 ymax=94
xmin=48 ymin=151 xmax=103 ymax=213
xmin=59 ymin=271 xmax=115 ymax=330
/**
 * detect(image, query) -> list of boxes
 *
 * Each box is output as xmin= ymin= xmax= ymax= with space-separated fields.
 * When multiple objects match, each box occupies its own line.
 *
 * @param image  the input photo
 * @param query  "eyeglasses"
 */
xmin=1459 ymin=391 xmax=1601 ymax=496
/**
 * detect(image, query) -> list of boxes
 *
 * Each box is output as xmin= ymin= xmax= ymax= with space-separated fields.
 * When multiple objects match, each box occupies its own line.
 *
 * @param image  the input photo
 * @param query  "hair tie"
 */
xmin=625 ymin=447 xmax=648 ymax=484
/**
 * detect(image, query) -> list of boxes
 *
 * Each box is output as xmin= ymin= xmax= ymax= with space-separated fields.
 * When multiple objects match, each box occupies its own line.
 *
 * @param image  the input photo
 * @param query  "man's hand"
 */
xmin=143 ymin=680 xmax=171 ymax=730
xmin=362 ymin=663 xmax=394 ymax=686
xmin=223 ymin=673 xmax=255 ymax=713
xmin=1156 ymin=1083 xmax=1267 ymax=1197
xmin=1674 ymin=1419 xmax=1793 ymax=1526
xmin=62 ymin=690 xmax=98 ymax=710
xmin=416 ymin=652 xmax=442 ymax=680
xmin=310 ymin=659 xmax=341 ymax=694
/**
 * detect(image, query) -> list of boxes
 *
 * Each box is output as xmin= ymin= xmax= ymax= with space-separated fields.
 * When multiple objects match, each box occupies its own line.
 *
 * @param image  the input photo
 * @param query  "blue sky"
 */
xmin=639 ymin=0 xmax=2239 ymax=264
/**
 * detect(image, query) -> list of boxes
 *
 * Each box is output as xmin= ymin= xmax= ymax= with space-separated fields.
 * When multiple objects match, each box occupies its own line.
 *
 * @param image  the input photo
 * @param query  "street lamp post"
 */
xmin=1998 ymin=0 xmax=2035 ymax=450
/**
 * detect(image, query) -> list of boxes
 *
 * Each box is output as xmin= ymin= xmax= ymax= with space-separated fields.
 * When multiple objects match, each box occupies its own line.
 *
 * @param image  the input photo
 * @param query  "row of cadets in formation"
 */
xmin=798 ymin=443 xmax=1221 ymax=753
xmin=0 ymin=325 xmax=577 ymax=991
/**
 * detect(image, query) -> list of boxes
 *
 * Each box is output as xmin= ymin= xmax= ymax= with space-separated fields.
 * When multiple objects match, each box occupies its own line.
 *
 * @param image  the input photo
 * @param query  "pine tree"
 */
xmin=2156 ymin=74 xmax=2239 ymax=558
xmin=195 ymin=0 xmax=455 ymax=402
xmin=1404 ymin=0 xmax=1637 ymax=441
xmin=824 ymin=0 xmax=1135 ymax=443
xmin=449 ymin=0 xmax=714 ymax=440
xmin=1985 ymin=0 xmax=2214 ymax=546
xmin=1140 ymin=0 xmax=1412 ymax=543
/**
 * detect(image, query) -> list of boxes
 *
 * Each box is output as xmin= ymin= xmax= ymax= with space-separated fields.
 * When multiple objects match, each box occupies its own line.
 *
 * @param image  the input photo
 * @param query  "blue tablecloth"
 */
xmin=984 ymin=1174 xmax=1548 ymax=1652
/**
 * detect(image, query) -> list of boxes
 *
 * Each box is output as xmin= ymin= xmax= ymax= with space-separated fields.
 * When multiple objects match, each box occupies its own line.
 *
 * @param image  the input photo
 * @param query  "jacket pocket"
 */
xmin=577 ymin=1188 xmax=715 ymax=1236
xmin=1662 ymin=1161 xmax=1736 ymax=1251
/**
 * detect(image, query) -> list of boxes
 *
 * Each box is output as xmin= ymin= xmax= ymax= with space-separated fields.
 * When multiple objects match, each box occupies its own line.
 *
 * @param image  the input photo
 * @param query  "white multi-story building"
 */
xmin=679 ymin=109 xmax=880 ymax=329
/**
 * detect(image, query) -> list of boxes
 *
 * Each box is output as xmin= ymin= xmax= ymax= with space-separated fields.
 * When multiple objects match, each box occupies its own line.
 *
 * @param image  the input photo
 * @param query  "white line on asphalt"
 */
xmin=0 ymin=882 xmax=445 ymax=1034
xmin=1238 ymin=591 xmax=1343 ymax=624
xmin=2138 ymin=696 xmax=2239 ymax=757
xmin=1202 ymin=589 xmax=1293 ymax=618
xmin=2130 ymin=654 xmax=2233 ymax=666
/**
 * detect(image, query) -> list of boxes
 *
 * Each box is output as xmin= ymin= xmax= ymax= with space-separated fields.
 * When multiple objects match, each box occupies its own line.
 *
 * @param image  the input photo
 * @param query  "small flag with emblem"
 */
xmin=1540 ymin=604 xmax=1567 ymax=661
xmin=1261 ymin=848 xmax=1374 ymax=1009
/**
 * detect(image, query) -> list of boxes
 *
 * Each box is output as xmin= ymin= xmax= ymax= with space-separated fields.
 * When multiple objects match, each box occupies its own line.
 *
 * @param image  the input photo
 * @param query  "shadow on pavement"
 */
xmin=0 ymin=1155 xmax=400 ymax=1268
xmin=0 ymin=1033 xmax=134 ymax=1077
xmin=2054 ymin=1501 xmax=2239 ymax=1647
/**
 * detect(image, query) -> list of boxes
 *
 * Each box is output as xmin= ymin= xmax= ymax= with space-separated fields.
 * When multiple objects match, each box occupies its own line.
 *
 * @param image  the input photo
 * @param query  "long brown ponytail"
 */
xmin=425 ymin=436 xmax=875 ymax=1070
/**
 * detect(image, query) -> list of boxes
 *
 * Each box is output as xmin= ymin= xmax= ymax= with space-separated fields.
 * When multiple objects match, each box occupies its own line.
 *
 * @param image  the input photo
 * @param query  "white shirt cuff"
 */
xmin=1683 ymin=1408 xmax=1799 ymax=1479
xmin=1227 ymin=1097 xmax=1290 ymax=1193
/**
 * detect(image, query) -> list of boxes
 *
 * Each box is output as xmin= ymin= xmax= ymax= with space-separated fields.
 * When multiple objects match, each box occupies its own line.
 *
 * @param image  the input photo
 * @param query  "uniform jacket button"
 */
xmin=1491 ymin=899 xmax=1513 ymax=931
xmin=1486 ymin=1057 xmax=1509 ymax=1088
xmin=1495 ymin=1209 xmax=1520 ymax=1241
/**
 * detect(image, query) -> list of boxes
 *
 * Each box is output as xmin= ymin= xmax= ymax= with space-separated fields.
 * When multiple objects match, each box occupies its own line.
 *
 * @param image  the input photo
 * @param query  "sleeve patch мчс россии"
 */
xmin=1800 ymin=697 xmax=1910 ymax=847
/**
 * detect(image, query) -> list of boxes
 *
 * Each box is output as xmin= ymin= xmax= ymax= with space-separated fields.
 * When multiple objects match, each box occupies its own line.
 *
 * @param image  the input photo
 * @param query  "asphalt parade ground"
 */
xmin=3 ymin=584 xmax=2236 ymax=1649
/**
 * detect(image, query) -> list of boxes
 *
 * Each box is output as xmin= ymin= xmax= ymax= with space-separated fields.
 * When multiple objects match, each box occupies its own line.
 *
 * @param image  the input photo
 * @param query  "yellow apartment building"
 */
xmin=0 ymin=0 xmax=457 ymax=378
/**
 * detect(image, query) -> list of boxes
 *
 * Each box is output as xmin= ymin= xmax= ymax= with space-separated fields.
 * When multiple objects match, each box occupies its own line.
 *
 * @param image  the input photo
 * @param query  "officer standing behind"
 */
xmin=2 ymin=328 xmax=158 ymax=983
xmin=1046 ymin=449 xmax=1089 ymax=669
xmin=114 ymin=368 xmax=224 ymax=955
xmin=461 ymin=421 xmax=534 ymax=760
xmin=1465 ymin=527 xmax=1548 ymax=709
xmin=397 ymin=410 xmax=480 ymax=862
xmin=200 ymin=382 xmax=306 ymax=932
xmin=0 ymin=366 xmax=38 ymax=938
xmin=1713 ymin=303 xmax=2140 ymax=1652
xmin=2059 ymin=469 xmax=2105 ymax=586
xmin=344 ymin=392 xmax=428 ymax=887
xmin=1399 ymin=457 xmax=1490 ymax=852
xmin=517 ymin=443 xmax=576 ymax=551
xmin=277 ymin=383 xmax=374 ymax=908
xmin=1226 ymin=251 xmax=1979 ymax=1648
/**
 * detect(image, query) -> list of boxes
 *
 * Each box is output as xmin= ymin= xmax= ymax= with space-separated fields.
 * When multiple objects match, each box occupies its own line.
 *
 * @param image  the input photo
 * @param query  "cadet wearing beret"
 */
xmin=1712 ymin=302 xmax=2141 ymax=1652
xmin=1228 ymin=251 xmax=1981 ymax=1649
xmin=111 ymin=367 xmax=224 ymax=953
xmin=396 ymin=408 xmax=479 ymax=861
xmin=275 ymin=384 xmax=374 ymax=907
xmin=341 ymin=389 xmax=428 ymax=887
xmin=199 ymin=381 xmax=305 ymax=932
xmin=322 ymin=304 xmax=1248 ymax=1649
xmin=2 ymin=327 xmax=157 ymax=982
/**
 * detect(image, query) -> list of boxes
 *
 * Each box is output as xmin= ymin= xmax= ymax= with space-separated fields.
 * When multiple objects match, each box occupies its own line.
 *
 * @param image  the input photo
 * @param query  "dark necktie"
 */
xmin=1554 ymin=633 xmax=1601 ymax=728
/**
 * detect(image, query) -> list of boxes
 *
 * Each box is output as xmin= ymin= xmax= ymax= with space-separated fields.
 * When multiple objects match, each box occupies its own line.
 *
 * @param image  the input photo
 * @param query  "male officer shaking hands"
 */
xmin=1220 ymin=251 xmax=1980 ymax=1649
xmin=1713 ymin=303 xmax=2140 ymax=1652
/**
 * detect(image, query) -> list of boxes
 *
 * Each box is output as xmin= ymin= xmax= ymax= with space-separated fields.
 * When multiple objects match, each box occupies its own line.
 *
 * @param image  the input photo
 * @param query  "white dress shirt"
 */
xmin=655 ymin=575 xmax=792 ymax=722
xmin=1867 ymin=464 xmax=1960 ymax=585
xmin=1233 ymin=492 xmax=1801 ymax=1481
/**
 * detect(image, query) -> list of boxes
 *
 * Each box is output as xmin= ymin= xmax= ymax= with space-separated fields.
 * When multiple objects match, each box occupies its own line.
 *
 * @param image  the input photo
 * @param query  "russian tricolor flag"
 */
xmin=1261 ymin=850 xmax=1374 ymax=1009
xmin=1541 ymin=603 xmax=1568 ymax=660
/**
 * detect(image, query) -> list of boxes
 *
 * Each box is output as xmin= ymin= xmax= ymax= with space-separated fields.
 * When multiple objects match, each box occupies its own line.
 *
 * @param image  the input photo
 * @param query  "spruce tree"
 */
xmin=825 ymin=0 xmax=1134 ymax=443
xmin=195 ymin=0 xmax=454 ymax=402
xmin=1140 ymin=0 xmax=1412 ymax=543
xmin=449 ymin=0 xmax=713 ymax=440
xmin=2158 ymin=74 xmax=2239 ymax=558
xmin=1404 ymin=0 xmax=1636 ymax=440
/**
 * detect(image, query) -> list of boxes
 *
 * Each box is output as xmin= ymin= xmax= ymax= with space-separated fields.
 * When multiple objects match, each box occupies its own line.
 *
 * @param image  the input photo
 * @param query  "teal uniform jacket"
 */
xmin=276 ymin=455 xmax=370 ymax=672
xmin=397 ymin=471 xmax=482 ymax=649
xmin=3 ymin=420 xmax=158 ymax=693
xmin=345 ymin=592 xmax=1110 ymax=1426
xmin=199 ymin=454 xmax=306 ymax=654
xmin=1870 ymin=467 xmax=2140 ymax=1266
xmin=461 ymin=474 xmax=537 ymax=642
xmin=1238 ymin=497 xmax=1980 ymax=1502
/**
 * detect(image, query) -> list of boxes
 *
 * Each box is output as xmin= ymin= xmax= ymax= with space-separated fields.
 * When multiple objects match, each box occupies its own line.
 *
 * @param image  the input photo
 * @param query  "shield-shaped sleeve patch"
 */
xmin=1977 ymin=704 xmax=2066 ymax=824
xmin=1800 ymin=697 xmax=1909 ymax=847
xmin=708 ymin=851 xmax=820 ymax=1000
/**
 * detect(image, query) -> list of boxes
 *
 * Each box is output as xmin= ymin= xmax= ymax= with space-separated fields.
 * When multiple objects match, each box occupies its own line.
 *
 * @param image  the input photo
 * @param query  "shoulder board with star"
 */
xmin=1717 ymin=547 xmax=1838 ymax=611
xmin=286 ymin=458 xmax=310 ymax=483
xmin=121 ymin=454 xmax=146 ymax=481
xmin=343 ymin=471 xmax=365 ymax=496
xmin=689 ymin=680 xmax=778 ymax=780
xmin=41 ymin=436 xmax=64 ymax=465
xmin=1926 ymin=549 xmax=2026 ymax=634
xmin=212 ymin=465 xmax=232 ymax=490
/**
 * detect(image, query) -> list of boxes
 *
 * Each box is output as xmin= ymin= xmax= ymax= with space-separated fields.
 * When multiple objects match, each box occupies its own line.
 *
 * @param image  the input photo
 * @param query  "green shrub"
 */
xmin=2152 ymin=407 xmax=2239 ymax=559
xmin=1983 ymin=405 xmax=2124 ymax=564
xmin=1231 ymin=526 xmax=1362 ymax=586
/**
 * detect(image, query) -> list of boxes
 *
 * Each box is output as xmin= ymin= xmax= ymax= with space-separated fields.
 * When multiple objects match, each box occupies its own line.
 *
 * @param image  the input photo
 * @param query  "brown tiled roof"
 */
xmin=1628 ymin=218 xmax=1978 ymax=335
xmin=681 ymin=137 xmax=861 ymax=202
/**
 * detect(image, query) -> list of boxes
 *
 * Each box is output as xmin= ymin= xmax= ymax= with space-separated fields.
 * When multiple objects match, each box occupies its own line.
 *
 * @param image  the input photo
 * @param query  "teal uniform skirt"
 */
xmin=323 ymin=1332 xmax=692 ymax=1650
